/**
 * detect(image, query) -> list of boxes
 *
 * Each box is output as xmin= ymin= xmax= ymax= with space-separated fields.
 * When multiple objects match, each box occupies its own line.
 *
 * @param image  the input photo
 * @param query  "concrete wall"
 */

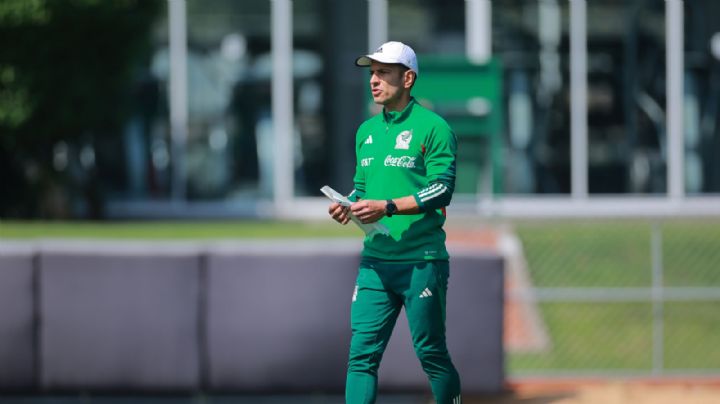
xmin=0 ymin=246 xmax=35 ymax=390
xmin=0 ymin=240 xmax=504 ymax=394
xmin=39 ymin=250 xmax=201 ymax=391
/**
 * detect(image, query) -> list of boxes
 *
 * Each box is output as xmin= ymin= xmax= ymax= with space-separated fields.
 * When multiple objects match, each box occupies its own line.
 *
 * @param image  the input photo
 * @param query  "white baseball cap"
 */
xmin=355 ymin=41 xmax=419 ymax=75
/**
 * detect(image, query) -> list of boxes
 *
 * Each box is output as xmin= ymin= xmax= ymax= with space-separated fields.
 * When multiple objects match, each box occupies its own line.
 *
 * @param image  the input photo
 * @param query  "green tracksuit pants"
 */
xmin=346 ymin=260 xmax=461 ymax=404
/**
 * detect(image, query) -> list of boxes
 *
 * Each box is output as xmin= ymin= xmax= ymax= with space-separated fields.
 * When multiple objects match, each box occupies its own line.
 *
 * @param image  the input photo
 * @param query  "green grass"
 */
xmin=509 ymin=303 xmax=653 ymax=371
xmin=510 ymin=218 xmax=720 ymax=373
xmin=0 ymin=220 xmax=359 ymax=239
xmin=508 ymin=301 xmax=720 ymax=373
xmin=514 ymin=219 xmax=720 ymax=287
xmin=664 ymin=301 xmax=720 ymax=369
xmin=663 ymin=224 xmax=720 ymax=286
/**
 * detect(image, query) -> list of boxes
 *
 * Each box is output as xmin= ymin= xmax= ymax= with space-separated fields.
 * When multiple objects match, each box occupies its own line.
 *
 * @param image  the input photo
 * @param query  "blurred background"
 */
xmin=1 ymin=0 xmax=720 ymax=402
xmin=2 ymin=0 xmax=719 ymax=219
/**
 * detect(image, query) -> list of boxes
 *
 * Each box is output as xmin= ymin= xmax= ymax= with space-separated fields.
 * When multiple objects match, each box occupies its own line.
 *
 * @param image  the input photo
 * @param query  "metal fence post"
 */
xmin=651 ymin=222 xmax=664 ymax=375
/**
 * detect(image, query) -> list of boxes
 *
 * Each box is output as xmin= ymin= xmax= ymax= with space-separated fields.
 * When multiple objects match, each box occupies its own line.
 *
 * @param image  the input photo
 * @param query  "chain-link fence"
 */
xmin=505 ymin=218 xmax=720 ymax=377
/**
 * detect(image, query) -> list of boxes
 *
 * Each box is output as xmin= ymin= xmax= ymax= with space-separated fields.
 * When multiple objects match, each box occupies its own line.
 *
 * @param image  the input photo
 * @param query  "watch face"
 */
xmin=386 ymin=200 xmax=397 ymax=216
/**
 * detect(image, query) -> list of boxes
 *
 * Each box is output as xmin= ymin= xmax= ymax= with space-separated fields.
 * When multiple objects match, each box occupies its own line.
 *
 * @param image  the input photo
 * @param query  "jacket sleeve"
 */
xmin=412 ymin=123 xmax=457 ymax=211
xmin=349 ymin=127 xmax=367 ymax=202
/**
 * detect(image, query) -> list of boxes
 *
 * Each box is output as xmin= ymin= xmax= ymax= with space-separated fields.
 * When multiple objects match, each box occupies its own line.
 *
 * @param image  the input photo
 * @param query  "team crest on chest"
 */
xmin=395 ymin=130 xmax=413 ymax=150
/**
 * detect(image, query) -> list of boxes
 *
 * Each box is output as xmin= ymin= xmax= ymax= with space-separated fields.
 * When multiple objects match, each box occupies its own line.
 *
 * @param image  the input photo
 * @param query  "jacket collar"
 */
xmin=382 ymin=97 xmax=416 ymax=124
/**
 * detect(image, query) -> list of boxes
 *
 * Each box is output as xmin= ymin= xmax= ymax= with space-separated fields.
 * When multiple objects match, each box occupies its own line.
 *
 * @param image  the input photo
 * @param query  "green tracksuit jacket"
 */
xmin=348 ymin=97 xmax=457 ymax=262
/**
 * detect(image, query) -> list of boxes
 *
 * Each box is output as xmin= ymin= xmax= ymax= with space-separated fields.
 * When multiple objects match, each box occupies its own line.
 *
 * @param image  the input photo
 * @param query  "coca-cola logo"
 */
xmin=384 ymin=154 xmax=416 ymax=168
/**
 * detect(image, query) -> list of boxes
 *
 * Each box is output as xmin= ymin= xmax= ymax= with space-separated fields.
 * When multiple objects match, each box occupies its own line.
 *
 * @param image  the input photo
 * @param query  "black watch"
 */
xmin=385 ymin=199 xmax=398 ymax=217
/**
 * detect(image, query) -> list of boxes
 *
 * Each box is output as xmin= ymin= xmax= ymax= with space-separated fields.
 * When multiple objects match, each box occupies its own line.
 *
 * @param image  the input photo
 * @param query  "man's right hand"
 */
xmin=329 ymin=202 xmax=351 ymax=225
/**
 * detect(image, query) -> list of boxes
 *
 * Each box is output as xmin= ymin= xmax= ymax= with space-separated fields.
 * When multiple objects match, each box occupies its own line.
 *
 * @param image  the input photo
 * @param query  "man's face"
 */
xmin=368 ymin=61 xmax=412 ymax=108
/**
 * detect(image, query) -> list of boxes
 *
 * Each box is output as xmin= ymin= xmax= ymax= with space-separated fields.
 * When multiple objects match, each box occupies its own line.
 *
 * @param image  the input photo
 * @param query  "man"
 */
xmin=328 ymin=41 xmax=462 ymax=404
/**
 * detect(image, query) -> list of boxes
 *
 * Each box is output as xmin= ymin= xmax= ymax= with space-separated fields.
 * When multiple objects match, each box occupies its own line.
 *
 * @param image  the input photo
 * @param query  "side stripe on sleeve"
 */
xmin=418 ymin=183 xmax=448 ymax=203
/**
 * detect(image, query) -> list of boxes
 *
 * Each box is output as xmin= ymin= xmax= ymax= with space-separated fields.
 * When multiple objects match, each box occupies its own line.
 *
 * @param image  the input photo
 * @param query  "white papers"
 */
xmin=321 ymin=186 xmax=390 ymax=237
xmin=320 ymin=185 xmax=352 ymax=207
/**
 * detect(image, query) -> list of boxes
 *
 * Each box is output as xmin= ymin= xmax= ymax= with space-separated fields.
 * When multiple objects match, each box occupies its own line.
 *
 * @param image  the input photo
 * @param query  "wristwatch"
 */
xmin=385 ymin=199 xmax=398 ymax=217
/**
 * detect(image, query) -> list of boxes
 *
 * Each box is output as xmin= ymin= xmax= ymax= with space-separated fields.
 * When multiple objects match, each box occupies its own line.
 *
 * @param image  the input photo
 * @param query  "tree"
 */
xmin=0 ymin=0 xmax=161 ymax=218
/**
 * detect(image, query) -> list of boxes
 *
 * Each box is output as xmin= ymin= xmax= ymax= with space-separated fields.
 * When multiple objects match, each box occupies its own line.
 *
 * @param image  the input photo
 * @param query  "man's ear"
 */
xmin=404 ymin=70 xmax=416 ymax=89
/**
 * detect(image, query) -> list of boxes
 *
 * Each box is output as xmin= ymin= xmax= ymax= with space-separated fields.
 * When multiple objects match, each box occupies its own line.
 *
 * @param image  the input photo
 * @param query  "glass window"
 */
xmin=125 ymin=0 xmax=330 ymax=204
xmin=585 ymin=1 xmax=666 ymax=194
xmin=495 ymin=0 xmax=570 ymax=194
xmin=182 ymin=1 xmax=270 ymax=200
xmin=684 ymin=0 xmax=720 ymax=194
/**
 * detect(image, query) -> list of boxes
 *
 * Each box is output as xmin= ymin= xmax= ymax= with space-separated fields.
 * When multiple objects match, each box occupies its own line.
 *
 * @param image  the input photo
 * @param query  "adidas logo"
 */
xmin=352 ymin=285 xmax=358 ymax=302
xmin=419 ymin=287 xmax=433 ymax=299
xmin=364 ymin=135 xmax=373 ymax=144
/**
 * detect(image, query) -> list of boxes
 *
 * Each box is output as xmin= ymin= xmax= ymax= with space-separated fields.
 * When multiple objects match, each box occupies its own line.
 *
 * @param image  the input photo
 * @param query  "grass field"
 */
xmin=511 ymin=218 xmax=720 ymax=374
xmin=514 ymin=219 xmax=720 ymax=287
xmin=0 ymin=220 xmax=359 ymax=239
xmin=508 ymin=301 xmax=720 ymax=372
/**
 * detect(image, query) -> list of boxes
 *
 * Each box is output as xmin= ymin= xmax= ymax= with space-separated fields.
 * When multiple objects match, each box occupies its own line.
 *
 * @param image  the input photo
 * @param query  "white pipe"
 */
xmin=271 ymin=0 xmax=294 ymax=214
xmin=368 ymin=0 xmax=388 ymax=50
xmin=465 ymin=0 xmax=492 ymax=64
xmin=569 ymin=0 xmax=588 ymax=199
xmin=168 ymin=0 xmax=188 ymax=201
xmin=666 ymin=0 xmax=684 ymax=199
